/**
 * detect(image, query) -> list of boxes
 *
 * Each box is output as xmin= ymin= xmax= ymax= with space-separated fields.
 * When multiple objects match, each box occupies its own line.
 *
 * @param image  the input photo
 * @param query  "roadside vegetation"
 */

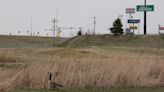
xmin=0 ymin=35 xmax=164 ymax=92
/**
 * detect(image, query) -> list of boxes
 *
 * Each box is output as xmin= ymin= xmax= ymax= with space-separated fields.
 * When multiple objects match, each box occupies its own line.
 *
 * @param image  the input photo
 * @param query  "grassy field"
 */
xmin=0 ymin=35 xmax=164 ymax=91
xmin=0 ymin=35 xmax=67 ymax=48
xmin=0 ymin=47 xmax=164 ymax=91
xmin=11 ymin=88 xmax=164 ymax=92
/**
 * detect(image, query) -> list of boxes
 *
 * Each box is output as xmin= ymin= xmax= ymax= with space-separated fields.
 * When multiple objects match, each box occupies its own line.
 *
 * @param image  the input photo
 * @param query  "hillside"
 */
xmin=59 ymin=34 xmax=164 ymax=48
xmin=0 ymin=35 xmax=68 ymax=48
xmin=1 ymin=35 xmax=164 ymax=49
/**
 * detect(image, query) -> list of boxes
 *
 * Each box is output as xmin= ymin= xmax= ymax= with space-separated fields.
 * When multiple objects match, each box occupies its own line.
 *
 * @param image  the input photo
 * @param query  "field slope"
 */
xmin=60 ymin=35 xmax=164 ymax=48
xmin=0 ymin=35 xmax=67 ymax=48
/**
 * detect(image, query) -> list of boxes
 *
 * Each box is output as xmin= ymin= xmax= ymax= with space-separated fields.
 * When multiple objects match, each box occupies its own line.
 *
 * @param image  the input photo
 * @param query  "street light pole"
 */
xmin=144 ymin=0 xmax=147 ymax=35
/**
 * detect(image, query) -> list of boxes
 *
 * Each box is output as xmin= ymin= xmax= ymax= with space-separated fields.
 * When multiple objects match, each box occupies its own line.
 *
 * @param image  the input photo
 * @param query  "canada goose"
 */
xmin=48 ymin=72 xmax=63 ymax=89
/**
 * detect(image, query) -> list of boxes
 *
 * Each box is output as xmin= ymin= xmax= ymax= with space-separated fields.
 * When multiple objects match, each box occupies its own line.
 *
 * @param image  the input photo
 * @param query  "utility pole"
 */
xmin=56 ymin=7 xmax=58 ymax=28
xmin=144 ymin=0 xmax=147 ymax=35
xmin=45 ymin=17 xmax=57 ymax=46
xmin=93 ymin=17 xmax=96 ymax=35
xmin=53 ymin=18 xmax=56 ymax=46
xmin=31 ymin=13 xmax=33 ymax=36
xmin=53 ymin=18 xmax=56 ymax=37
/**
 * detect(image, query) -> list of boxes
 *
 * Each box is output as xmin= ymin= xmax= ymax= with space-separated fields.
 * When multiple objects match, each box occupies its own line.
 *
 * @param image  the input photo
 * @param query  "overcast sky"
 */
xmin=0 ymin=0 xmax=163 ymax=37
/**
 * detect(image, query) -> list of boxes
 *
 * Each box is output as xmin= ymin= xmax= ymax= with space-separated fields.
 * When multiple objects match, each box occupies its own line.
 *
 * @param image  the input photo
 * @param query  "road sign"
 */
xmin=128 ymin=19 xmax=140 ymax=23
xmin=159 ymin=26 xmax=164 ymax=30
xmin=126 ymin=8 xmax=135 ymax=13
xmin=129 ymin=26 xmax=138 ymax=30
xmin=137 ymin=5 xmax=154 ymax=12
xmin=126 ymin=28 xmax=131 ymax=33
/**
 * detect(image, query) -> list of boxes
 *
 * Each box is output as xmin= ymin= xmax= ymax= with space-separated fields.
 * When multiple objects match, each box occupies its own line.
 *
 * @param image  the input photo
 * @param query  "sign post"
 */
xmin=157 ymin=25 xmax=164 ymax=52
xmin=126 ymin=8 xmax=136 ymax=35
xmin=159 ymin=25 xmax=164 ymax=31
xmin=127 ymin=19 xmax=140 ymax=34
xmin=137 ymin=1 xmax=154 ymax=35
xmin=144 ymin=0 xmax=147 ymax=35
xmin=159 ymin=25 xmax=164 ymax=35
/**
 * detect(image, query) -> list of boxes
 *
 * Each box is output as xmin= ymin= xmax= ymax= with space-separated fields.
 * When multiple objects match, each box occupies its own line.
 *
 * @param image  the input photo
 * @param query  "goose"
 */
xmin=48 ymin=72 xmax=63 ymax=89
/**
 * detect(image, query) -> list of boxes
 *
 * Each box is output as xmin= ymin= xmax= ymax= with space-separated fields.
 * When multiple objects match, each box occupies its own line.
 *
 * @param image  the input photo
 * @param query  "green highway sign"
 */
xmin=137 ymin=5 xmax=154 ymax=12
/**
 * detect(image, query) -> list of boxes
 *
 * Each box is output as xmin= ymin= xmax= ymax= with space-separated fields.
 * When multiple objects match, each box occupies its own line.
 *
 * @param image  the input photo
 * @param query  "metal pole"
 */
xmin=129 ymin=13 xmax=132 ymax=33
xmin=144 ymin=0 xmax=147 ymax=35
xmin=133 ymin=23 xmax=135 ymax=34
xmin=138 ymin=23 xmax=140 ymax=35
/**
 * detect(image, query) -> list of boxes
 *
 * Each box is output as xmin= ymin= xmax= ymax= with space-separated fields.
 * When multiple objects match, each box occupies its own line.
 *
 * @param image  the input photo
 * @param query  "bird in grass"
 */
xmin=48 ymin=72 xmax=63 ymax=89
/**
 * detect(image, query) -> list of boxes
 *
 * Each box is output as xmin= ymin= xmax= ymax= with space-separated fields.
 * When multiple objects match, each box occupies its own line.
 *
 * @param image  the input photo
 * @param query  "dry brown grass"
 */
xmin=0 ymin=47 xmax=164 ymax=91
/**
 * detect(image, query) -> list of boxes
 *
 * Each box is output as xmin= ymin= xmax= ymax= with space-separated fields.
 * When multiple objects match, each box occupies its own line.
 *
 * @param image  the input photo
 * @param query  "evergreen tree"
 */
xmin=77 ymin=31 xmax=82 ymax=36
xmin=110 ymin=18 xmax=124 ymax=36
